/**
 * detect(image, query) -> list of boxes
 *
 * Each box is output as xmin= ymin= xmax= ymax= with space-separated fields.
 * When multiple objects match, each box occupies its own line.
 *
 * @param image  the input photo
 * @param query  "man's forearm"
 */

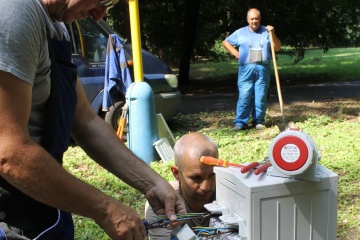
xmin=0 ymin=137 xmax=109 ymax=222
xmin=72 ymin=114 xmax=165 ymax=195
xmin=222 ymin=40 xmax=239 ymax=59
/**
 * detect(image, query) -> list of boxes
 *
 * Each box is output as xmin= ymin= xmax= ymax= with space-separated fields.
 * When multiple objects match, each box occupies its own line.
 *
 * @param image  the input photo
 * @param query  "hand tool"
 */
xmin=200 ymin=156 xmax=245 ymax=168
xmin=241 ymin=157 xmax=272 ymax=175
xmin=142 ymin=218 xmax=168 ymax=234
xmin=240 ymin=162 xmax=260 ymax=173
xmin=201 ymin=156 xmax=271 ymax=175
xmin=254 ymin=162 xmax=272 ymax=175
xmin=116 ymin=103 xmax=128 ymax=140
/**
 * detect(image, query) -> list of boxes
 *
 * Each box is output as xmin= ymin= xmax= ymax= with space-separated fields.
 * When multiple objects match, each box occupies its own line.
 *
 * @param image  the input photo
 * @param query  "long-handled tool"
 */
xmin=269 ymin=30 xmax=296 ymax=132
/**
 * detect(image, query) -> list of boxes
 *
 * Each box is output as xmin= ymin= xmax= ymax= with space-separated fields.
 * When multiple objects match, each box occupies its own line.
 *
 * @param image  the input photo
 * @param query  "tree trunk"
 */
xmin=178 ymin=0 xmax=202 ymax=85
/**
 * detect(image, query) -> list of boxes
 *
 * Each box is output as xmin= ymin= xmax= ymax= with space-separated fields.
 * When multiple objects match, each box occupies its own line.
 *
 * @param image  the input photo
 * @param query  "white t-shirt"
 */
xmin=0 ymin=0 xmax=70 ymax=142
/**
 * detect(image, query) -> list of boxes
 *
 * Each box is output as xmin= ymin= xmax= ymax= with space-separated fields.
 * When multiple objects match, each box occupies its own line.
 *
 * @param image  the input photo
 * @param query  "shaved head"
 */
xmin=247 ymin=8 xmax=261 ymax=19
xmin=174 ymin=132 xmax=218 ymax=170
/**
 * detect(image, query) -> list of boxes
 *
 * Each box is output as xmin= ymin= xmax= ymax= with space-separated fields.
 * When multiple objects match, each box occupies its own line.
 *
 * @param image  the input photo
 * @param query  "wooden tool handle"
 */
xmin=269 ymin=30 xmax=284 ymax=117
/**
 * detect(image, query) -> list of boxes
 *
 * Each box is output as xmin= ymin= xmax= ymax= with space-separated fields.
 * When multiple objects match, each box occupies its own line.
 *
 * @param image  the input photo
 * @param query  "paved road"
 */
xmin=177 ymin=81 xmax=360 ymax=114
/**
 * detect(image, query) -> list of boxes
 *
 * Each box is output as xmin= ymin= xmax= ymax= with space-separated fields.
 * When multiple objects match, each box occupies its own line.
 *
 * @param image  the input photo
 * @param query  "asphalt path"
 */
xmin=177 ymin=81 xmax=360 ymax=114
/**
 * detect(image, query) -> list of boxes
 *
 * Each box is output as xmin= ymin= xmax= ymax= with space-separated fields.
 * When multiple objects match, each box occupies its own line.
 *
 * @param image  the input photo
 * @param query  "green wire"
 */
xmin=154 ymin=213 xmax=208 ymax=220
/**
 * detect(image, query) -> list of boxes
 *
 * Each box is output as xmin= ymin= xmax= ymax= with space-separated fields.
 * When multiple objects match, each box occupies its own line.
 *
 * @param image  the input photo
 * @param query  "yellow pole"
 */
xmin=128 ymin=0 xmax=144 ymax=82
xmin=126 ymin=0 xmax=159 ymax=163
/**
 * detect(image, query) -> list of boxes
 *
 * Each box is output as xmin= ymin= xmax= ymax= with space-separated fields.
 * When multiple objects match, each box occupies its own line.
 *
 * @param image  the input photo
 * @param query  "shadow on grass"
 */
xmin=171 ymin=97 xmax=360 ymax=133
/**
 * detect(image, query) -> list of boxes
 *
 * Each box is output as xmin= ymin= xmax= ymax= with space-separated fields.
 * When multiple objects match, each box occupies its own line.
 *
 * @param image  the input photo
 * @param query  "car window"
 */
xmin=66 ymin=22 xmax=81 ymax=55
xmin=77 ymin=19 xmax=108 ymax=63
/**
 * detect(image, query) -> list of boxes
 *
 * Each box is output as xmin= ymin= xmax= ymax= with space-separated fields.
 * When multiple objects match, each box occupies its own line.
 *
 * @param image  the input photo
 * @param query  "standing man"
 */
xmin=0 ymin=0 xmax=185 ymax=239
xmin=145 ymin=132 xmax=218 ymax=239
xmin=223 ymin=8 xmax=281 ymax=130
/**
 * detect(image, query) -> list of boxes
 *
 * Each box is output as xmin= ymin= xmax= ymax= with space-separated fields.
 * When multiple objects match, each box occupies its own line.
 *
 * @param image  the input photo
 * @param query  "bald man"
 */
xmin=223 ymin=8 xmax=281 ymax=131
xmin=145 ymin=132 xmax=219 ymax=239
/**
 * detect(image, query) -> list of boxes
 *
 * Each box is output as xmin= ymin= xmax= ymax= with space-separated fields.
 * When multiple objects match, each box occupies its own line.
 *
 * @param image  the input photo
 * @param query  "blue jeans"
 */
xmin=234 ymin=63 xmax=270 ymax=127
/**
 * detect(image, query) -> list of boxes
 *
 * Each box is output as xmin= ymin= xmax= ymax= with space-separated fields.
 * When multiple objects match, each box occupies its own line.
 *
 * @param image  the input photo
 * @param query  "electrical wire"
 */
xmin=151 ymin=213 xmax=210 ymax=224
xmin=192 ymin=227 xmax=238 ymax=239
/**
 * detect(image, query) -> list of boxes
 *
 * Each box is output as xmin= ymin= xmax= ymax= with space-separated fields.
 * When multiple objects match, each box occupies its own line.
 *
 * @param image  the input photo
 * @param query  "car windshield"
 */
xmin=96 ymin=20 xmax=126 ymax=42
xmin=68 ymin=18 xmax=127 ymax=63
xmin=77 ymin=19 xmax=108 ymax=62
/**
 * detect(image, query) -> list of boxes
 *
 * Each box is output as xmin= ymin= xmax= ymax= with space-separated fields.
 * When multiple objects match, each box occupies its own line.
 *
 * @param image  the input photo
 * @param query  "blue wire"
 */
xmin=194 ymin=227 xmax=238 ymax=237
xmin=196 ymin=229 xmax=214 ymax=237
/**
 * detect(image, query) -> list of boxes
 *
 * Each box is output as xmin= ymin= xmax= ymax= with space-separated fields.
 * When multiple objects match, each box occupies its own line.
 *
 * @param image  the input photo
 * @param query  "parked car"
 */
xmin=66 ymin=18 xmax=180 ymax=129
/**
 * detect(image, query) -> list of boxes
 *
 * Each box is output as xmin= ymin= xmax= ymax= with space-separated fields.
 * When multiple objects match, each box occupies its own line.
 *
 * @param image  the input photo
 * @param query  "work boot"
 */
xmin=232 ymin=125 xmax=247 ymax=131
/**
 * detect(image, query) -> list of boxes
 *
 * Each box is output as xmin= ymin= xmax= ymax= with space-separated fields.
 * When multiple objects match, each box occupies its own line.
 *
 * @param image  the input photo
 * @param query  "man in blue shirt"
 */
xmin=223 ymin=8 xmax=281 ymax=130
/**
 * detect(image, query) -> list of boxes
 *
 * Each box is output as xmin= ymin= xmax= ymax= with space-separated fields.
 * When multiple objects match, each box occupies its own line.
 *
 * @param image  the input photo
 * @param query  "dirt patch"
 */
xmin=266 ymin=97 xmax=360 ymax=124
xmin=178 ymin=72 xmax=345 ymax=96
xmin=171 ymin=97 xmax=360 ymax=133
xmin=176 ymin=76 xmax=360 ymax=131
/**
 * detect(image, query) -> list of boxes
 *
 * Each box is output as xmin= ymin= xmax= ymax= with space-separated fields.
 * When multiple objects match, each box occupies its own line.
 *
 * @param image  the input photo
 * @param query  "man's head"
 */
xmin=247 ymin=8 xmax=261 ymax=32
xmin=44 ymin=0 xmax=119 ymax=23
xmin=171 ymin=132 xmax=218 ymax=212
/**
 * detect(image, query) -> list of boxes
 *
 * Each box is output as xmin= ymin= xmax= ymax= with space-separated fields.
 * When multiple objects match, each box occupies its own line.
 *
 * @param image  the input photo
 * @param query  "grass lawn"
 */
xmin=182 ymin=47 xmax=360 ymax=95
xmin=63 ymin=47 xmax=360 ymax=239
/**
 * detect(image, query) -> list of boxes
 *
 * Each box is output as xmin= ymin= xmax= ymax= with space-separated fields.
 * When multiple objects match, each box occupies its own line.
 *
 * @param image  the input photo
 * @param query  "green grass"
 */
xmin=63 ymin=47 xmax=360 ymax=239
xmin=64 ymin=115 xmax=360 ymax=239
xmin=189 ymin=47 xmax=360 ymax=85
xmin=277 ymin=48 xmax=360 ymax=84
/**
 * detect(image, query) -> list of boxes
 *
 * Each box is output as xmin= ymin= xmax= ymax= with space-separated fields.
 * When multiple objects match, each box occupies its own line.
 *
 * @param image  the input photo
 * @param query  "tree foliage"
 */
xmin=108 ymin=0 xmax=360 ymax=81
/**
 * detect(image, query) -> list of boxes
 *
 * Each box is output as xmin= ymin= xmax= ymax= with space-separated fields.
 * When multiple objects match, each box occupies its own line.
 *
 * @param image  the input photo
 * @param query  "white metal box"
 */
xmin=214 ymin=165 xmax=338 ymax=240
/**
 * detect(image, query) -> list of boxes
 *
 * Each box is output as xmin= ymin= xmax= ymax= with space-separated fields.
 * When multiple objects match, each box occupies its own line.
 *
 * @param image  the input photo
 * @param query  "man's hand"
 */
xmin=95 ymin=197 xmax=147 ymax=239
xmin=265 ymin=25 xmax=275 ymax=32
xmin=266 ymin=25 xmax=281 ymax=51
xmin=144 ymin=180 xmax=186 ymax=227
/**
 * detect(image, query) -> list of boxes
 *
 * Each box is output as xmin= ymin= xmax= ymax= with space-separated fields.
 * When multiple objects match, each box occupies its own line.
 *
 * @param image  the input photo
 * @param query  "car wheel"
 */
xmin=105 ymin=101 xmax=125 ymax=130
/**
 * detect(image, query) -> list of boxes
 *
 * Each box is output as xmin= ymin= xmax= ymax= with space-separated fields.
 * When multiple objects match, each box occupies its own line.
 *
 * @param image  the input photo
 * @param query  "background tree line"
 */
xmin=106 ymin=0 xmax=360 ymax=83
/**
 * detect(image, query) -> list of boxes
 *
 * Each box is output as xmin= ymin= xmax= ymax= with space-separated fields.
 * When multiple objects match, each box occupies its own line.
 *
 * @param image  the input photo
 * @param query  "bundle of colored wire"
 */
xmin=192 ymin=227 xmax=238 ymax=239
xmin=152 ymin=213 xmax=210 ymax=224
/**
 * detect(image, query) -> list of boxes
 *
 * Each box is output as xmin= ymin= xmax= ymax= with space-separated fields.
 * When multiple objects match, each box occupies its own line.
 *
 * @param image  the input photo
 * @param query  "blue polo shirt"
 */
xmin=226 ymin=25 xmax=272 ymax=65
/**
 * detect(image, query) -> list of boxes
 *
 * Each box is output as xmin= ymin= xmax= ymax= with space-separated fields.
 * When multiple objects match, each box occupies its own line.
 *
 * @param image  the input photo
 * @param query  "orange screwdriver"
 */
xmin=200 ymin=156 xmax=245 ymax=168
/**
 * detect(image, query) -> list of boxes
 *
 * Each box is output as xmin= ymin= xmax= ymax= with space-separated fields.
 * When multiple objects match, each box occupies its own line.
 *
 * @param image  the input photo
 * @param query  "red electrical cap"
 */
xmin=272 ymin=136 xmax=308 ymax=171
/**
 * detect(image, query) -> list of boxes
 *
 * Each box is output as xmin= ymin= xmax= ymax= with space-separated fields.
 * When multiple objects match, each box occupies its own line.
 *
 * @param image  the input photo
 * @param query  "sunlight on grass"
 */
xmin=188 ymin=48 xmax=360 ymax=84
xmin=297 ymin=64 xmax=327 ymax=69
xmin=64 ymin=108 xmax=360 ymax=240
xmin=63 ymin=47 xmax=360 ymax=239
xmin=340 ymin=61 xmax=355 ymax=65
xmin=329 ymin=52 xmax=360 ymax=57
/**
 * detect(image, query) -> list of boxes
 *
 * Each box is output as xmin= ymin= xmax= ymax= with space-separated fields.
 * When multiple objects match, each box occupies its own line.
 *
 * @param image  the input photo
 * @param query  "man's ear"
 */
xmin=171 ymin=166 xmax=180 ymax=181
